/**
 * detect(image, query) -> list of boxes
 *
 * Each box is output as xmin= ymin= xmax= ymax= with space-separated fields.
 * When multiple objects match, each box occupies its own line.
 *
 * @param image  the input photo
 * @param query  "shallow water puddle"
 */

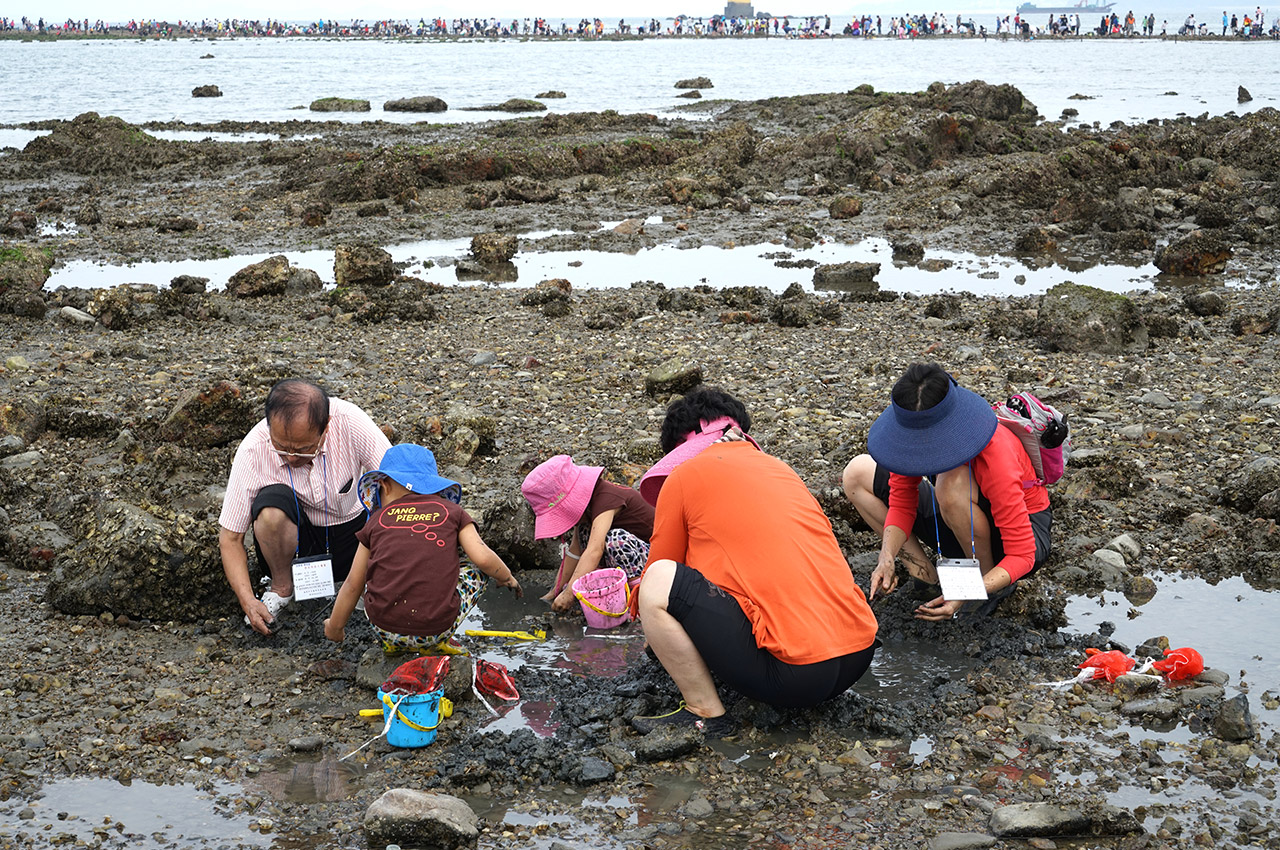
xmin=244 ymin=753 xmax=368 ymax=803
xmin=501 ymin=237 xmax=1159 ymax=296
xmin=854 ymin=638 xmax=975 ymax=703
xmin=1065 ymin=574 xmax=1279 ymax=830
xmin=0 ymin=128 xmax=49 ymax=149
xmin=47 ymin=234 xmax=1160 ymax=297
xmin=0 ymin=777 xmax=268 ymax=848
xmin=147 ymin=130 xmax=319 ymax=143
xmin=1065 ymin=573 xmax=1280 ymax=729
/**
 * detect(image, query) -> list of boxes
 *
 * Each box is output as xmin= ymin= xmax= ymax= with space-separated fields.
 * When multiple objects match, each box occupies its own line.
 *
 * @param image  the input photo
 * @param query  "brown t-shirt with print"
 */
xmin=583 ymin=479 xmax=655 ymax=541
xmin=356 ymin=493 xmax=474 ymax=636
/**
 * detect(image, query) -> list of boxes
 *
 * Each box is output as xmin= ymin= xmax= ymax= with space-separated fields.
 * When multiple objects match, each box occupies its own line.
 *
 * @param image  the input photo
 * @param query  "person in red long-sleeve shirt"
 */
xmin=842 ymin=363 xmax=1053 ymax=621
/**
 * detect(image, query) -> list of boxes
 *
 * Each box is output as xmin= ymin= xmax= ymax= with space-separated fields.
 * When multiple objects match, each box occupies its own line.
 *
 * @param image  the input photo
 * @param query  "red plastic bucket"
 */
xmin=571 ymin=567 xmax=631 ymax=629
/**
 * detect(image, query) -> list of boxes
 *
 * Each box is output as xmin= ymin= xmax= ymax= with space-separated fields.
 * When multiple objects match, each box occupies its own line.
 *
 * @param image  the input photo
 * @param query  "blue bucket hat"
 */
xmin=359 ymin=444 xmax=461 ymax=511
xmin=866 ymin=379 xmax=998 ymax=477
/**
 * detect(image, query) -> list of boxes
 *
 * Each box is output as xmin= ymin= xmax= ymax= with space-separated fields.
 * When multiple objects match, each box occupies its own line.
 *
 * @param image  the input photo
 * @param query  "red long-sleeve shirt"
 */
xmin=884 ymin=425 xmax=1050 ymax=582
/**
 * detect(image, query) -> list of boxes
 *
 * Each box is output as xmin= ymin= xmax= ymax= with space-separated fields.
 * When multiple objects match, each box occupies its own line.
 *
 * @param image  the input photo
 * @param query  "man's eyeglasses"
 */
xmin=270 ymin=429 xmax=327 ymax=460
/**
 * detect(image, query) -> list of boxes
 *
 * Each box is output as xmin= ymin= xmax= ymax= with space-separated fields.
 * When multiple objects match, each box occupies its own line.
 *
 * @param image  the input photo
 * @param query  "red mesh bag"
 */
xmin=381 ymin=656 xmax=450 ymax=695
xmin=474 ymin=659 xmax=519 ymax=701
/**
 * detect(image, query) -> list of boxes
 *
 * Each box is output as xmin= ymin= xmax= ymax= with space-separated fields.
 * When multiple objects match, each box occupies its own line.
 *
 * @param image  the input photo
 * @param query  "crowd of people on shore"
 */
xmin=1 ymin=11 xmax=1276 ymax=40
xmin=0 ymin=13 xmax=822 ymax=38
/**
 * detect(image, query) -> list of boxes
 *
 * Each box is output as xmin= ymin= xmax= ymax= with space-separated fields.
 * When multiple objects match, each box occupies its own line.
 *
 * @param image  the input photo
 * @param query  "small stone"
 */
xmin=929 ymin=832 xmax=997 ymax=850
xmin=60 ymin=306 xmax=96 ymax=325
xmin=990 ymin=803 xmax=1088 ymax=838
xmin=363 ymin=789 xmax=478 ymax=849
xmin=1119 ymin=697 xmax=1178 ymax=719
xmin=632 ymin=726 xmax=699 ymax=762
xmin=682 ymin=797 xmax=714 ymax=818
xmin=1113 ymin=674 xmax=1159 ymax=698
xmin=4 ymin=355 xmax=31 ymax=371
xmin=470 ymin=232 xmax=518 ymax=265
xmin=578 ymin=757 xmax=614 ymax=784
xmin=829 ymin=196 xmax=863 ymax=219
xmin=644 ymin=357 xmax=703 ymax=397
xmin=1178 ymin=685 xmax=1226 ymax=706
xmin=288 ymin=736 xmax=324 ymax=753
xmin=1213 ymin=693 xmax=1256 ymax=742
xmin=975 ymin=705 xmax=1005 ymax=721
xmin=1090 ymin=549 xmax=1126 ymax=569
xmin=1103 ymin=533 xmax=1140 ymax=562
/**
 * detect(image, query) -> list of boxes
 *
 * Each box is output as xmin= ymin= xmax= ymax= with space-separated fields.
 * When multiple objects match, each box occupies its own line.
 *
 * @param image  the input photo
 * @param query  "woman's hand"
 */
xmin=323 ymin=618 xmax=345 ymax=642
xmin=551 ymin=586 xmax=576 ymax=613
xmin=914 ymin=595 xmax=964 ymax=621
xmin=869 ymin=551 xmax=899 ymax=601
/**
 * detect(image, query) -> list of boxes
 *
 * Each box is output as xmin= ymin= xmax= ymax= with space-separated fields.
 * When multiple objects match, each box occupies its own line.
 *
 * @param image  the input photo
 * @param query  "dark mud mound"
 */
xmin=21 ymin=112 xmax=193 ymax=176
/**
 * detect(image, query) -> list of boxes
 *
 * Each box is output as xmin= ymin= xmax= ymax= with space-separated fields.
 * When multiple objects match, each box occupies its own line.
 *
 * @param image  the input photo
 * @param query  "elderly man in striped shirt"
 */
xmin=219 ymin=379 xmax=391 ymax=634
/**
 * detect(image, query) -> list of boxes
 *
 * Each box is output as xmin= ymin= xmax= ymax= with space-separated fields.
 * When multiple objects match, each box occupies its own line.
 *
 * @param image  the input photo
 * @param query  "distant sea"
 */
xmin=0 ymin=32 xmax=1273 ymax=131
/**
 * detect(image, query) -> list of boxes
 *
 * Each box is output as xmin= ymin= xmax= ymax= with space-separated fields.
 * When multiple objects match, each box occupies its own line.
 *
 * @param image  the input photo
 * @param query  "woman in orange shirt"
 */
xmin=631 ymin=388 xmax=878 ymax=737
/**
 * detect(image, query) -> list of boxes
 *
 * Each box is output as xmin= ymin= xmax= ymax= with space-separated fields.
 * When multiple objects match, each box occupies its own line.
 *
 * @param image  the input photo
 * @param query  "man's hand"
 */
xmin=324 ymin=618 xmax=345 ymax=642
xmin=914 ymin=594 xmax=964 ymax=622
xmin=244 ymin=599 xmax=276 ymax=635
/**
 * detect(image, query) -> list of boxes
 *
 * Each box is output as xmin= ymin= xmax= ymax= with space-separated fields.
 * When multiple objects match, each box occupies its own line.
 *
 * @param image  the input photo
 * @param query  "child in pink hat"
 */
xmin=521 ymin=455 xmax=654 ymax=613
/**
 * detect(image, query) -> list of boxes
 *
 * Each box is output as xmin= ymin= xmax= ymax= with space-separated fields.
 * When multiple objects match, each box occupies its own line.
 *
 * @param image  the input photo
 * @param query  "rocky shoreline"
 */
xmin=1 ymin=82 xmax=1279 ymax=848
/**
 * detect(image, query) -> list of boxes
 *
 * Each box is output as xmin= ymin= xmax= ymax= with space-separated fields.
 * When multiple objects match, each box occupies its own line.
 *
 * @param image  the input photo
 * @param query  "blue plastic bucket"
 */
xmin=377 ymin=688 xmax=443 ymax=748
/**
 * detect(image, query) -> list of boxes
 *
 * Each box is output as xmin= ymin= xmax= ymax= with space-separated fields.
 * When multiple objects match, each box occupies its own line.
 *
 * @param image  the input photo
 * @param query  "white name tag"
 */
xmin=936 ymin=558 xmax=988 ymax=600
xmin=292 ymin=555 xmax=335 ymax=601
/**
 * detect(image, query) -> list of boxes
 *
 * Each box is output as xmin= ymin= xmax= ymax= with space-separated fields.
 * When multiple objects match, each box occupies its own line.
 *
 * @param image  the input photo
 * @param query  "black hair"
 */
xmin=659 ymin=386 xmax=751 ymax=453
xmin=264 ymin=379 xmax=330 ymax=432
xmin=890 ymin=363 xmax=952 ymax=412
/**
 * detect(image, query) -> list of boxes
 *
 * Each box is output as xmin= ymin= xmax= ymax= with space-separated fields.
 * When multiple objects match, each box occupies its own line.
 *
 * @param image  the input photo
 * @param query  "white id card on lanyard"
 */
xmin=292 ymin=554 xmax=335 ymax=601
xmin=935 ymin=557 xmax=987 ymax=600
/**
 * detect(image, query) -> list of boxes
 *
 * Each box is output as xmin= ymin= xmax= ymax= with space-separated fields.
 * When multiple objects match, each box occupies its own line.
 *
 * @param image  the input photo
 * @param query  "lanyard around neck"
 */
xmin=285 ymin=453 xmax=329 ymax=557
xmin=931 ymin=462 xmax=976 ymax=557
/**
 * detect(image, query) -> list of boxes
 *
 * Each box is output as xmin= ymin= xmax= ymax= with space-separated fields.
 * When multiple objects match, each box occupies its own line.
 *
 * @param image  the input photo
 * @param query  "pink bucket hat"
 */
xmin=521 ymin=455 xmax=604 ymax=539
xmin=638 ymin=417 xmax=760 ymax=506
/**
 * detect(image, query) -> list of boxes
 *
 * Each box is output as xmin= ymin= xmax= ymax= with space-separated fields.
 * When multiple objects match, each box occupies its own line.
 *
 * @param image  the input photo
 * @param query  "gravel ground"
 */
xmin=2 ymin=84 xmax=1279 ymax=849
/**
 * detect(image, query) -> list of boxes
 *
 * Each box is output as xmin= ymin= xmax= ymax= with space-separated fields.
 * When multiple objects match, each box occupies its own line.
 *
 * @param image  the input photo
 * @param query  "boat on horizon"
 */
xmin=1016 ymin=0 xmax=1116 ymax=15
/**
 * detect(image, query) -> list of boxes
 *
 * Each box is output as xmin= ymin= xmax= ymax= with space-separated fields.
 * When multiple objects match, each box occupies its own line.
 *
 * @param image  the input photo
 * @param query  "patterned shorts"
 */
xmin=372 ymin=561 xmax=485 ymax=654
xmin=581 ymin=527 xmax=650 ymax=581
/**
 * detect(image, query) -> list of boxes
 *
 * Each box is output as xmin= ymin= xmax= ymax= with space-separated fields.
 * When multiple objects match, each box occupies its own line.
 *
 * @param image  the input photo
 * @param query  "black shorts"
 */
xmin=250 ymin=484 xmax=365 ymax=582
xmin=666 ymin=563 xmax=877 ymax=709
xmin=872 ymin=464 xmax=1052 ymax=579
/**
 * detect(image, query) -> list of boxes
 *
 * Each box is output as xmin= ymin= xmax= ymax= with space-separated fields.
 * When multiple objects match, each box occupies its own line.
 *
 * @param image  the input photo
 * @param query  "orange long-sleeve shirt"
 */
xmin=884 ymin=424 xmax=1051 ymax=582
xmin=646 ymin=442 xmax=877 ymax=665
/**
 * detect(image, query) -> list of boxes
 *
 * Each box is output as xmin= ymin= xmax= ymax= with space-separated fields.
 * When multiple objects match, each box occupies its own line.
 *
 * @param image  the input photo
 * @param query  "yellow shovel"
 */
xmin=463 ymin=628 xmax=546 ymax=641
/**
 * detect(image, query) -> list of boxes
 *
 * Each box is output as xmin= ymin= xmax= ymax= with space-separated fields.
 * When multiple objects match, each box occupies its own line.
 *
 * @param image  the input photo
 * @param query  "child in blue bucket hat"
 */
xmin=325 ymin=444 xmax=522 ymax=655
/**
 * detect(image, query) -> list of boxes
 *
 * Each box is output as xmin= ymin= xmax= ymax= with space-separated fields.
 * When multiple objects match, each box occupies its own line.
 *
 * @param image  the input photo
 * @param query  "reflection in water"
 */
xmin=47 ymin=233 xmax=1166 ymax=298
xmin=246 ymin=753 xmax=365 ymax=803
xmin=0 ymin=777 xmax=267 ymax=849
xmin=1065 ymin=573 xmax=1280 ymax=728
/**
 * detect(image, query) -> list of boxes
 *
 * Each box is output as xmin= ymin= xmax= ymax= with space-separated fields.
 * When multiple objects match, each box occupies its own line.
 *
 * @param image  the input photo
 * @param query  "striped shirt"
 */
xmin=218 ymin=398 xmax=391 ymax=534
